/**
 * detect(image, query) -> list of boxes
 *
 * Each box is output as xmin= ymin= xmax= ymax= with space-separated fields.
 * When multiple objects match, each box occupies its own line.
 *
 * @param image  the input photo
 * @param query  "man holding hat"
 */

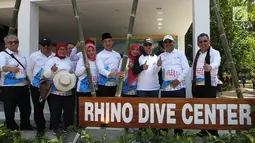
xmin=28 ymin=38 xmax=55 ymax=136
xmin=133 ymin=37 xmax=160 ymax=97
xmin=158 ymin=35 xmax=189 ymax=135
xmin=96 ymin=33 xmax=124 ymax=97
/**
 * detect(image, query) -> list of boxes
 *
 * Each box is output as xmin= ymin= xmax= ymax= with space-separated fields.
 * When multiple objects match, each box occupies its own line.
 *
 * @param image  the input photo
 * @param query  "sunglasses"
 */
xmin=8 ymin=41 xmax=19 ymax=45
xmin=41 ymin=44 xmax=51 ymax=47
xmin=164 ymin=39 xmax=173 ymax=44
xmin=144 ymin=43 xmax=152 ymax=47
xmin=199 ymin=40 xmax=208 ymax=43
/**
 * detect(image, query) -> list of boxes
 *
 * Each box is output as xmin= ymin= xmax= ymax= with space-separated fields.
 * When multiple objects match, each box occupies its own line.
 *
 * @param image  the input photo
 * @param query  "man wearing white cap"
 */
xmin=158 ymin=35 xmax=189 ymax=135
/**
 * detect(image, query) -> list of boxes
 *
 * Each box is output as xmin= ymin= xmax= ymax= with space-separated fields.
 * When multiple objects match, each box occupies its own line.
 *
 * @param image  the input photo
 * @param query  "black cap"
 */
xmin=39 ymin=38 xmax=51 ymax=46
xmin=102 ymin=33 xmax=112 ymax=41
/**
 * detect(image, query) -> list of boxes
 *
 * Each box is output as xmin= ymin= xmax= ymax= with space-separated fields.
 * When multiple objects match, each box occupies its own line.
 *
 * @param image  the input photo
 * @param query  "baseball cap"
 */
xmin=39 ymin=38 xmax=51 ymax=46
xmin=143 ymin=37 xmax=154 ymax=44
xmin=163 ymin=35 xmax=174 ymax=42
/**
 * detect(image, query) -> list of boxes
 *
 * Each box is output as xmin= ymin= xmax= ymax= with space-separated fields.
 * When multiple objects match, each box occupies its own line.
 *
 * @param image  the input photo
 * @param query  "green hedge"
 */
xmin=0 ymin=124 xmax=255 ymax=143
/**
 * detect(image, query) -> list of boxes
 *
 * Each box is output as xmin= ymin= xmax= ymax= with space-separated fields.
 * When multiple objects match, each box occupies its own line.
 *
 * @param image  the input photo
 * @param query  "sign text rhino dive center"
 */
xmin=79 ymin=98 xmax=255 ymax=130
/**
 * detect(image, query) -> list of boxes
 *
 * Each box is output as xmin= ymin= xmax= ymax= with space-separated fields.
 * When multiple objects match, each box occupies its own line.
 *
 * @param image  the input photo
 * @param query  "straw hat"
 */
xmin=53 ymin=70 xmax=76 ymax=91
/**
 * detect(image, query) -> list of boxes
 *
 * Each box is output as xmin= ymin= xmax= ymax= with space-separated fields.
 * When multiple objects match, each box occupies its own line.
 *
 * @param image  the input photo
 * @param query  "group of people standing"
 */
xmin=0 ymin=32 xmax=221 ymax=137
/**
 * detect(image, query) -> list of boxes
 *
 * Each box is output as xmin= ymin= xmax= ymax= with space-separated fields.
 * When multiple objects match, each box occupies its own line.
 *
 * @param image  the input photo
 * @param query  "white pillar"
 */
xmin=177 ymin=34 xmax=185 ymax=53
xmin=192 ymin=0 xmax=210 ymax=56
xmin=18 ymin=1 xmax=39 ymax=59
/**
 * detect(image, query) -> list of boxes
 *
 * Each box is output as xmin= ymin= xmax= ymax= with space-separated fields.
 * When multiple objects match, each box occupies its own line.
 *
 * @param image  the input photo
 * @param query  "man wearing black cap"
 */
xmin=27 ymin=38 xmax=55 ymax=136
xmin=132 ymin=37 xmax=160 ymax=97
xmin=96 ymin=33 xmax=124 ymax=97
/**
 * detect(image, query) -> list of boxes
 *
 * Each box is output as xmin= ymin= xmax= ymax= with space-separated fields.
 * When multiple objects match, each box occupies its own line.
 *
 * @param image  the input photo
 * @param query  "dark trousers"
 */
xmin=31 ymin=86 xmax=51 ymax=131
xmin=193 ymin=85 xmax=218 ymax=136
xmin=97 ymin=85 xmax=116 ymax=97
xmin=161 ymin=88 xmax=186 ymax=135
xmin=76 ymin=92 xmax=91 ymax=126
xmin=137 ymin=90 xmax=159 ymax=97
xmin=2 ymin=86 xmax=31 ymax=130
xmin=121 ymin=94 xmax=138 ymax=97
xmin=50 ymin=94 xmax=75 ymax=130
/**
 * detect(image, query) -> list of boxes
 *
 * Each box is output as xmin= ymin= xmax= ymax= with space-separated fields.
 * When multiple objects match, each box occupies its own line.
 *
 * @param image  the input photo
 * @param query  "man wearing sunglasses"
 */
xmin=157 ymin=35 xmax=189 ymax=135
xmin=0 ymin=34 xmax=35 ymax=131
xmin=133 ymin=37 xmax=160 ymax=97
xmin=27 ymin=38 xmax=55 ymax=136
xmin=192 ymin=33 xmax=221 ymax=137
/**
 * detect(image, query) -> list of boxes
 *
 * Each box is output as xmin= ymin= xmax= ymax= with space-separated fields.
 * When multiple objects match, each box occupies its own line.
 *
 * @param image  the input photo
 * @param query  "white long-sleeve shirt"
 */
xmin=69 ymin=47 xmax=81 ymax=72
xmin=96 ymin=49 xmax=121 ymax=86
xmin=136 ymin=54 xmax=160 ymax=91
xmin=44 ymin=57 xmax=72 ymax=96
xmin=0 ymin=48 xmax=27 ymax=86
xmin=193 ymin=47 xmax=221 ymax=87
xmin=75 ymin=58 xmax=98 ymax=93
xmin=27 ymin=50 xmax=55 ymax=88
xmin=159 ymin=49 xmax=190 ymax=91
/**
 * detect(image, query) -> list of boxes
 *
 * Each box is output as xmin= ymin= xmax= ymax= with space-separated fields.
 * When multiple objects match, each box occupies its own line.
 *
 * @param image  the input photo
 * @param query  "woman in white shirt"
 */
xmin=75 ymin=43 xmax=98 ymax=96
xmin=44 ymin=43 xmax=74 ymax=135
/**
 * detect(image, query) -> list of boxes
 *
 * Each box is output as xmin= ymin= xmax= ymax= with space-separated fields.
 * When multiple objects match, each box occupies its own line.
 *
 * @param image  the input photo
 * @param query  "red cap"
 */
xmin=85 ymin=38 xmax=95 ymax=45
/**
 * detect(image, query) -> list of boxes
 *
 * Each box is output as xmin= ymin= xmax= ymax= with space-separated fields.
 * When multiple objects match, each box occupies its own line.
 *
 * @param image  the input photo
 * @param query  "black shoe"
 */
xmin=20 ymin=125 xmax=36 ymax=130
xmin=49 ymin=124 xmax=53 ymax=129
xmin=36 ymin=130 xmax=45 ymax=137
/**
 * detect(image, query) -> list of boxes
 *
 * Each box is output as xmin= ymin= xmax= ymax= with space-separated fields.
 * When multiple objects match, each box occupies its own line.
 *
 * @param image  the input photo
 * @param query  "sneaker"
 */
xmin=53 ymin=129 xmax=58 ymax=136
xmin=62 ymin=128 xmax=68 ymax=133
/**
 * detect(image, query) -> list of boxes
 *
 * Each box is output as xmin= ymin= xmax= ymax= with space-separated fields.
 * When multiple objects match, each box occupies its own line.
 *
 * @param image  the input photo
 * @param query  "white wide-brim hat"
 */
xmin=53 ymin=70 xmax=76 ymax=92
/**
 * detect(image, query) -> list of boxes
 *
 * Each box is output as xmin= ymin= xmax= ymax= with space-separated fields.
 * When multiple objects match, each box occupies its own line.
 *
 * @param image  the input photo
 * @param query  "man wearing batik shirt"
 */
xmin=27 ymin=38 xmax=55 ymax=136
xmin=192 ymin=33 xmax=221 ymax=137
xmin=0 ymin=34 xmax=35 ymax=131
xmin=158 ymin=35 xmax=189 ymax=135
xmin=96 ymin=33 xmax=124 ymax=97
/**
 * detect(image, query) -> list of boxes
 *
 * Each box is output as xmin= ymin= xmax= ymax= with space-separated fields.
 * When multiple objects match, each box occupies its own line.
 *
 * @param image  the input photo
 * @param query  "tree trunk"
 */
xmin=8 ymin=0 xmax=21 ymax=34
xmin=211 ymin=0 xmax=243 ymax=98
xmin=71 ymin=0 xmax=96 ymax=97
xmin=115 ymin=0 xmax=139 ymax=97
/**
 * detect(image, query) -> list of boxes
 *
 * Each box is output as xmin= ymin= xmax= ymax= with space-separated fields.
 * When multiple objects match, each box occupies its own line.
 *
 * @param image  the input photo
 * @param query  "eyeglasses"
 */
xmin=7 ymin=41 xmax=19 ymax=45
xmin=164 ymin=39 xmax=173 ymax=44
xmin=144 ymin=43 xmax=152 ymax=47
xmin=199 ymin=40 xmax=208 ymax=43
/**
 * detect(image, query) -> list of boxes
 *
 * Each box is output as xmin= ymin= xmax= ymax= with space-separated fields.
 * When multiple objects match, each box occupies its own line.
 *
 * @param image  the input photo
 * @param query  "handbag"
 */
xmin=38 ymin=77 xmax=52 ymax=102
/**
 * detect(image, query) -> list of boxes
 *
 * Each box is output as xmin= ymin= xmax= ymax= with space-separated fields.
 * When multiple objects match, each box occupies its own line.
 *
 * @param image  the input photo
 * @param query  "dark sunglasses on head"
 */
xmin=8 ymin=41 xmax=19 ymax=45
xmin=164 ymin=39 xmax=173 ymax=44
xmin=199 ymin=40 xmax=208 ymax=43
xmin=144 ymin=43 xmax=152 ymax=47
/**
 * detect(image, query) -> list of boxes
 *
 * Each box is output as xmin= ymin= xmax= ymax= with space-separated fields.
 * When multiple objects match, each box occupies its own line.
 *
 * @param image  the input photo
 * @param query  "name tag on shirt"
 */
xmin=15 ymin=65 xmax=26 ymax=79
xmin=163 ymin=67 xmax=180 ymax=81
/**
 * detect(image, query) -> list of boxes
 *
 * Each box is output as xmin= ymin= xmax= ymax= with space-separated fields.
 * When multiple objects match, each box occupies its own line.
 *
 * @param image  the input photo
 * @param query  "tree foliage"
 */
xmin=186 ymin=0 xmax=255 ymax=78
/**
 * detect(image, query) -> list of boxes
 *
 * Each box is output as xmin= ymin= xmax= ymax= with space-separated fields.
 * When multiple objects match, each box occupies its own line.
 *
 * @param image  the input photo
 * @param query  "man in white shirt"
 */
xmin=133 ymin=38 xmax=160 ymax=97
xmin=158 ymin=35 xmax=189 ymax=135
xmin=96 ymin=33 xmax=124 ymax=97
xmin=0 ymin=34 xmax=35 ymax=130
xmin=192 ymin=33 xmax=221 ymax=137
xmin=27 ymin=38 xmax=55 ymax=136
